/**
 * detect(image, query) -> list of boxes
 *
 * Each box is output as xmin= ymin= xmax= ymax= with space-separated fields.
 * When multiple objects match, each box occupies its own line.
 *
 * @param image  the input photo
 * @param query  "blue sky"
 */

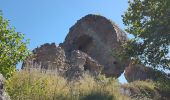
xmin=0 ymin=0 xmax=128 ymax=83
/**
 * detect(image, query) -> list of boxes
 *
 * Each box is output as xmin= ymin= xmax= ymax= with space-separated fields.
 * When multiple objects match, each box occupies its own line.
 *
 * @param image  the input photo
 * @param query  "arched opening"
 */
xmin=75 ymin=35 xmax=93 ymax=53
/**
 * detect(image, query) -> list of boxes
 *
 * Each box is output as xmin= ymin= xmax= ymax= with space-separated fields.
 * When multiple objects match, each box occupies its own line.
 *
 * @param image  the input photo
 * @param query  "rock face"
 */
xmin=22 ymin=43 xmax=67 ymax=74
xmin=61 ymin=14 xmax=127 ymax=77
xmin=22 ymin=43 xmax=103 ymax=78
xmin=23 ymin=14 xmax=128 ymax=78
xmin=66 ymin=50 xmax=103 ymax=80
xmin=0 ymin=74 xmax=10 ymax=100
xmin=124 ymin=63 xmax=169 ymax=82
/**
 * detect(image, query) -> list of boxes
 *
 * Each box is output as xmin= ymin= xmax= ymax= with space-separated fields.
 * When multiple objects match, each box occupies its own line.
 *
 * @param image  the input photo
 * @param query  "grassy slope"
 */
xmin=5 ymin=70 xmax=130 ymax=100
xmin=5 ymin=70 xmax=170 ymax=100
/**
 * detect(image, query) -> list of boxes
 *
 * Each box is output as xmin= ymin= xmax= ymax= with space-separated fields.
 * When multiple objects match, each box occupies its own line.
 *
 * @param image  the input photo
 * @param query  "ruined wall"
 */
xmin=23 ymin=14 xmax=129 ymax=78
xmin=61 ymin=14 xmax=128 ymax=77
xmin=22 ymin=43 xmax=67 ymax=73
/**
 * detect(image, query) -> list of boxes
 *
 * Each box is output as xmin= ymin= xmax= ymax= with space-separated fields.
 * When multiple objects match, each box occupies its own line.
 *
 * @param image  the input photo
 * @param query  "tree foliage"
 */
xmin=0 ymin=11 xmax=29 ymax=78
xmin=122 ymin=0 xmax=170 ymax=69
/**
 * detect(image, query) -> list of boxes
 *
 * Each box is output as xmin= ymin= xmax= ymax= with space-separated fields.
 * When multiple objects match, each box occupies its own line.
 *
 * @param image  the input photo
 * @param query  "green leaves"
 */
xmin=122 ymin=0 xmax=170 ymax=69
xmin=0 ymin=12 xmax=29 ymax=78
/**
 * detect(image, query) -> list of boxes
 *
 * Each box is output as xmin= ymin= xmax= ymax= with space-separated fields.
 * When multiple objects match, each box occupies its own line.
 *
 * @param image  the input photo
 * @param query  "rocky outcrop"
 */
xmin=66 ymin=50 xmax=103 ymax=80
xmin=22 ymin=44 xmax=103 ymax=78
xmin=23 ymin=14 xmax=128 ymax=78
xmin=22 ymin=43 xmax=68 ymax=74
xmin=124 ymin=63 xmax=169 ymax=82
xmin=0 ymin=74 xmax=10 ymax=100
xmin=61 ymin=14 xmax=128 ymax=78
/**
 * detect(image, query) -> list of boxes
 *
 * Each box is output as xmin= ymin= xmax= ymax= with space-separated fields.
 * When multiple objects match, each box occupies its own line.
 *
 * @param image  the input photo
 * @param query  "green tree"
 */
xmin=0 ymin=11 xmax=29 ymax=78
xmin=122 ymin=0 xmax=170 ymax=70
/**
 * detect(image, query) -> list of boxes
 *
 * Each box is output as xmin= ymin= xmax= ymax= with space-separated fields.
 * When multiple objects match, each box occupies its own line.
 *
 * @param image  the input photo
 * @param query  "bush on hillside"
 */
xmin=0 ymin=11 xmax=29 ymax=78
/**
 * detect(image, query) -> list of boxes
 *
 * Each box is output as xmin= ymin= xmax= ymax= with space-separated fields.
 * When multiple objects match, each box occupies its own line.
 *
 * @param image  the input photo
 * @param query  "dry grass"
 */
xmin=122 ymin=80 xmax=160 ymax=100
xmin=6 ymin=68 xmax=166 ymax=100
xmin=5 ymin=70 xmax=130 ymax=100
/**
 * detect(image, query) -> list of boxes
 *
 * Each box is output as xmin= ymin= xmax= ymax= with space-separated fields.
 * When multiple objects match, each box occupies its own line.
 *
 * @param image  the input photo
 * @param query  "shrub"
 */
xmin=0 ymin=11 xmax=29 ymax=78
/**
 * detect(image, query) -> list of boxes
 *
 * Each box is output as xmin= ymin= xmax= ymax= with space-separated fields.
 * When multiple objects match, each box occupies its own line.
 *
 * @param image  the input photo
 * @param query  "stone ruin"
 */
xmin=22 ymin=43 xmax=67 ymax=74
xmin=22 ymin=14 xmax=128 ymax=79
xmin=60 ymin=14 xmax=128 ymax=77
xmin=22 ymin=14 xmax=170 ymax=82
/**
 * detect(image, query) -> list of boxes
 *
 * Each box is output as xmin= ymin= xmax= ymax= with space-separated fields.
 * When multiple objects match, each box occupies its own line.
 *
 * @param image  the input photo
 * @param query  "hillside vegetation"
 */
xmin=5 ymin=69 xmax=170 ymax=100
xmin=6 ymin=70 xmax=129 ymax=100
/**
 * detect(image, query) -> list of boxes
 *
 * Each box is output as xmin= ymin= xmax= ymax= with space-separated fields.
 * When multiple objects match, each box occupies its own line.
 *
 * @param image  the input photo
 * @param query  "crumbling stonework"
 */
xmin=22 ymin=43 xmax=68 ymax=74
xmin=22 ymin=44 xmax=103 ymax=78
xmin=61 ymin=14 xmax=128 ymax=78
xmin=23 ymin=14 xmax=128 ymax=78
xmin=66 ymin=50 xmax=103 ymax=80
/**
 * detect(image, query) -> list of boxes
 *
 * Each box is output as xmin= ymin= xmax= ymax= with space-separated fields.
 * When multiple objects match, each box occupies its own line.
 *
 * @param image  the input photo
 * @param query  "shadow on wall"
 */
xmin=75 ymin=35 xmax=93 ymax=52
